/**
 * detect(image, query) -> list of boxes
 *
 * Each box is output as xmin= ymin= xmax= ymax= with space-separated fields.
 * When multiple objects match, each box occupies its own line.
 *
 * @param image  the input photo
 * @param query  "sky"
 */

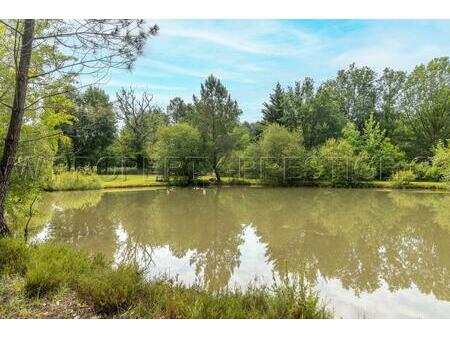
xmin=99 ymin=20 xmax=450 ymax=122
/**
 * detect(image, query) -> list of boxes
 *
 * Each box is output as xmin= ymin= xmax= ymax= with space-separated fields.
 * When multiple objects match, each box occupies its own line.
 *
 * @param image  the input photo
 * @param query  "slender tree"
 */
xmin=0 ymin=20 xmax=35 ymax=237
xmin=192 ymin=75 xmax=241 ymax=181
xmin=0 ymin=19 xmax=158 ymax=237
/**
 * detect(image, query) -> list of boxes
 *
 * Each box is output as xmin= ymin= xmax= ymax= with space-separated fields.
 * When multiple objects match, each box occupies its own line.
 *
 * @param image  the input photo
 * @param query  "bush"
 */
xmin=312 ymin=139 xmax=375 ymax=187
xmin=75 ymin=265 xmax=144 ymax=315
xmin=242 ymin=124 xmax=308 ymax=185
xmin=44 ymin=172 xmax=102 ymax=191
xmin=391 ymin=170 xmax=416 ymax=187
xmin=24 ymin=243 xmax=93 ymax=297
xmin=0 ymin=238 xmax=29 ymax=276
xmin=154 ymin=123 xmax=204 ymax=182
xmin=431 ymin=141 xmax=450 ymax=182
xmin=410 ymin=161 xmax=440 ymax=181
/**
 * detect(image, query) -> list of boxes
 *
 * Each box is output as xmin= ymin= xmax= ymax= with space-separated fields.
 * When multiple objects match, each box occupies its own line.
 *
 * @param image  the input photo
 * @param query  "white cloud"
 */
xmin=106 ymin=79 xmax=184 ymax=91
xmin=155 ymin=20 xmax=326 ymax=57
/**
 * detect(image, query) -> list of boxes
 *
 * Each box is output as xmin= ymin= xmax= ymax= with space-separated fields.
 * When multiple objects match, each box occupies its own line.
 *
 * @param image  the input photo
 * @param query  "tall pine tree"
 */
xmin=262 ymin=82 xmax=285 ymax=124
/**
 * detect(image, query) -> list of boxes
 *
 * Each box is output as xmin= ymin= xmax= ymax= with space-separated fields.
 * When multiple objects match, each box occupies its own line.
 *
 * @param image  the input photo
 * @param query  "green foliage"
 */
xmin=401 ymin=57 xmax=450 ymax=157
xmin=258 ymin=124 xmax=308 ymax=184
xmin=312 ymin=139 xmax=375 ymax=186
xmin=191 ymin=75 xmax=242 ymax=181
xmin=377 ymin=68 xmax=406 ymax=137
xmin=137 ymin=277 xmax=330 ymax=319
xmin=390 ymin=170 xmax=417 ymax=187
xmin=24 ymin=243 xmax=94 ymax=297
xmin=44 ymin=172 xmax=102 ymax=191
xmin=76 ymin=264 xmax=143 ymax=315
xmin=153 ymin=123 xmax=203 ymax=181
xmin=334 ymin=63 xmax=378 ymax=131
xmin=0 ymin=238 xmax=29 ymax=276
xmin=115 ymin=89 xmax=169 ymax=169
xmin=431 ymin=141 xmax=450 ymax=181
xmin=262 ymin=82 xmax=285 ymax=125
xmin=63 ymin=87 xmax=117 ymax=169
xmin=361 ymin=115 xmax=405 ymax=178
xmin=410 ymin=161 xmax=441 ymax=182
xmin=342 ymin=121 xmax=362 ymax=150
xmin=166 ymin=97 xmax=187 ymax=123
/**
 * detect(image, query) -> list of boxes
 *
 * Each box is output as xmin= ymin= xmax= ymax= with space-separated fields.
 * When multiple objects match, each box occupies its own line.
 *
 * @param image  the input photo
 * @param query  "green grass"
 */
xmin=369 ymin=180 xmax=449 ymax=190
xmin=100 ymin=174 xmax=166 ymax=188
xmin=44 ymin=172 xmax=102 ymax=191
xmin=0 ymin=238 xmax=331 ymax=319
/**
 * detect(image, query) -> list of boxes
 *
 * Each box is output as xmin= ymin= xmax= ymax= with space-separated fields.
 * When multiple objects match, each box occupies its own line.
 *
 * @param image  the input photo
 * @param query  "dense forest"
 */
xmin=0 ymin=20 xmax=449 ymax=236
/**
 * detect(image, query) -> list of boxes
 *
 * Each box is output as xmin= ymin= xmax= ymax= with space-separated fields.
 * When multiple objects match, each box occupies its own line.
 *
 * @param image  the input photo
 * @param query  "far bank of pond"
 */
xmin=30 ymin=186 xmax=450 ymax=318
xmin=44 ymin=173 xmax=450 ymax=191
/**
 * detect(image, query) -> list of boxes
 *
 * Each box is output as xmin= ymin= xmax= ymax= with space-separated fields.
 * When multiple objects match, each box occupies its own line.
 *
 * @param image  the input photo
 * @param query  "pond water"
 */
xmin=35 ymin=187 xmax=450 ymax=318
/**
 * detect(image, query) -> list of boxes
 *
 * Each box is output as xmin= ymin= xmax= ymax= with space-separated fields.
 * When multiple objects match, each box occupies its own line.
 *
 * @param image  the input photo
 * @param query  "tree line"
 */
xmin=54 ymin=58 xmax=449 ymax=185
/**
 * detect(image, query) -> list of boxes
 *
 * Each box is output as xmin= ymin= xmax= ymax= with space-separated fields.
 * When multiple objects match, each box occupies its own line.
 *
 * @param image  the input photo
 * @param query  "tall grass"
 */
xmin=44 ymin=172 xmax=102 ymax=191
xmin=0 ymin=238 xmax=331 ymax=319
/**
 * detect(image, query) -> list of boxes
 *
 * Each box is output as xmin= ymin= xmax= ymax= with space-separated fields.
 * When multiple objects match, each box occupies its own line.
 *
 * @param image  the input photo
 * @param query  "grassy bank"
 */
xmin=0 ymin=238 xmax=331 ymax=319
xmin=44 ymin=172 xmax=449 ymax=192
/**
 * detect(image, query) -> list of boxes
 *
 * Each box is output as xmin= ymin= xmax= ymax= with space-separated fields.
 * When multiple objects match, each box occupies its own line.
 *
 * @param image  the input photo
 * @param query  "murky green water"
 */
xmin=35 ymin=187 xmax=450 ymax=318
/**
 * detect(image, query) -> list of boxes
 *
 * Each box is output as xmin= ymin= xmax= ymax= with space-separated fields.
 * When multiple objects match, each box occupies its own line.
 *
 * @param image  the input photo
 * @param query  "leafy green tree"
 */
xmin=376 ymin=68 xmax=406 ymax=137
xmin=262 ymin=82 xmax=285 ymax=125
xmin=282 ymin=78 xmax=314 ymax=133
xmin=334 ymin=63 xmax=378 ymax=132
xmin=342 ymin=121 xmax=362 ymax=151
xmin=66 ymin=87 xmax=117 ymax=170
xmin=191 ymin=75 xmax=242 ymax=181
xmin=166 ymin=97 xmax=187 ymax=124
xmin=312 ymin=139 xmax=374 ymax=186
xmin=154 ymin=123 xmax=203 ymax=183
xmin=308 ymin=81 xmax=347 ymax=147
xmin=361 ymin=115 xmax=405 ymax=179
xmin=257 ymin=124 xmax=307 ymax=184
xmin=401 ymin=57 xmax=450 ymax=157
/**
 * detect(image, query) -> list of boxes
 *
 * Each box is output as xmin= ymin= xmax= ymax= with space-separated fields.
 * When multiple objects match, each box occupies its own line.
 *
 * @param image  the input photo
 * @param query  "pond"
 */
xmin=34 ymin=187 xmax=450 ymax=318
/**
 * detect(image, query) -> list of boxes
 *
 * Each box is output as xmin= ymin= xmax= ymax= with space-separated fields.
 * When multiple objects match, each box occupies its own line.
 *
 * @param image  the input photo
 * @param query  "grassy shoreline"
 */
xmin=44 ymin=173 xmax=449 ymax=192
xmin=0 ymin=238 xmax=331 ymax=319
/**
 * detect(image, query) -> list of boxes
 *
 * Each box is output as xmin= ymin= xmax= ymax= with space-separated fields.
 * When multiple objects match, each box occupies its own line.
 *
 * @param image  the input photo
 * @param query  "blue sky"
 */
xmin=100 ymin=20 xmax=450 ymax=122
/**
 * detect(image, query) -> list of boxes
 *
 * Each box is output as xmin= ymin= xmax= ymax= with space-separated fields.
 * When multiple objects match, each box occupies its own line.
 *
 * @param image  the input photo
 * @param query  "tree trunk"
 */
xmin=0 ymin=19 xmax=35 ymax=238
xmin=213 ymin=164 xmax=221 ymax=182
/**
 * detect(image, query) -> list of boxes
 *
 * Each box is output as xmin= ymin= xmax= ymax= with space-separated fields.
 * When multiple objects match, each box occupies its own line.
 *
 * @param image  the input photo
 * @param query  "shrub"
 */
xmin=410 ymin=161 xmax=440 ymax=182
xmin=391 ymin=170 xmax=416 ymax=187
xmin=431 ymin=141 xmax=450 ymax=182
xmin=312 ymin=139 xmax=375 ymax=187
xmin=75 ymin=265 xmax=144 ymax=315
xmin=0 ymin=238 xmax=29 ymax=276
xmin=242 ymin=124 xmax=308 ymax=185
xmin=154 ymin=123 xmax=204 ymax=182
xmin=44 ymin=172 xmax=102 ymax=191
xmin=24 ymin=243 xmax=92 ymax=297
